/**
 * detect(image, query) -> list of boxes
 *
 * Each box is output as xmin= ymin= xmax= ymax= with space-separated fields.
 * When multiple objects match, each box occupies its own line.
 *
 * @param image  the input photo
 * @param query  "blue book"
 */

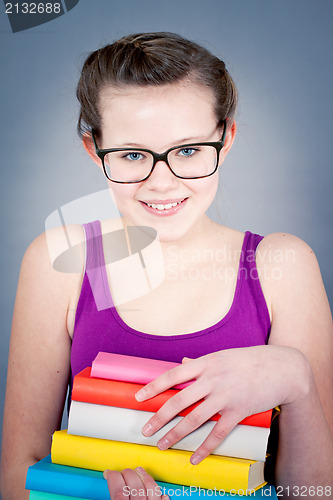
xmin=26 ymin=455 xmax=278 ymax=499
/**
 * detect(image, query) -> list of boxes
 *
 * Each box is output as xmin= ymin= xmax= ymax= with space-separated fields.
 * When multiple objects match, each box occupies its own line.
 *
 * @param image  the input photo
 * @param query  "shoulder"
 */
xmin=20 ymin=224 xmax=85 ymax=304
xmin=256 ymin=231 xmax=314 ymax=255
xmin=256 ymin=231 xmax=318 ymax=272
xmin=254 ymin=231 xmax=331 ymax=327
xmin=24 ymin=224 xmax=85 ymax=267
xmin=256 ymin=231 xmax=332 ymax=342
xmin=255 ymin=231 xmax=322 ymax=289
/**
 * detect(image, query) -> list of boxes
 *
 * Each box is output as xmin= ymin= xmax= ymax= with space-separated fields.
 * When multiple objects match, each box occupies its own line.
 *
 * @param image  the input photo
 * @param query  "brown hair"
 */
xmin=76 ymin=32 xmax=237 ymax=139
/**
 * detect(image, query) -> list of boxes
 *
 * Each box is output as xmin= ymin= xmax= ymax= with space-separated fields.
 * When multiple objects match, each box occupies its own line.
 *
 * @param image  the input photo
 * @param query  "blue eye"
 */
xmin=177 ymin=147 xmax=199 ymax=157
xmin=123 ymin=152 xmax=144 ymax=161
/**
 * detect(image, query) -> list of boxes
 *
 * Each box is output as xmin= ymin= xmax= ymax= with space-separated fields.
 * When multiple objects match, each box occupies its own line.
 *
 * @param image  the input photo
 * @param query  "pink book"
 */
xmin=90 ymin=352 xmax=193 ymax=390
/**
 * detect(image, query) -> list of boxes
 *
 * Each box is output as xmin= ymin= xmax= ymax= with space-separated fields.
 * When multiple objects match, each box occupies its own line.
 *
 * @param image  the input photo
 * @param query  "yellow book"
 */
xmin=52 ymin=430 xmax=266 ymax=494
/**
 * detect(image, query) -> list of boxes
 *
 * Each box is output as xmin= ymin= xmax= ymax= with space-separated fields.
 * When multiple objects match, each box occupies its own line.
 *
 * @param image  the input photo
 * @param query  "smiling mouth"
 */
xmin=140 ymin=198 xmax=188 ymax=213
xmin=146 ymin=201 xmax=181 ymax=210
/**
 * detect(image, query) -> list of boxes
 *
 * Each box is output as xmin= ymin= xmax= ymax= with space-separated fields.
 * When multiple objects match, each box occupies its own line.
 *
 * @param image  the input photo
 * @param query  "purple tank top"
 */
xmin=70 ymin=221 xmax=271 ymax=386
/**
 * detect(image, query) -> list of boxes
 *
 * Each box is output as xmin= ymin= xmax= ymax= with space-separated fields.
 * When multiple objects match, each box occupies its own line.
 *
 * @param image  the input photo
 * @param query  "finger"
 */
xmin=121 ymin=468 xmax=148 ymax=500
xmin=104 ymin=469 xmax=128 ymax=500
xmin=190 ymin=412 xmax=239 ymax=465
xmin=141 ymin=383 xmax=209 ymax=437
xmin=135 ymin=359 xmax=204 ymax=402
xmin=156 ymin=398 xmax=223 ymax=450
xmin=135 ymin=467 xmax=169 ymax=500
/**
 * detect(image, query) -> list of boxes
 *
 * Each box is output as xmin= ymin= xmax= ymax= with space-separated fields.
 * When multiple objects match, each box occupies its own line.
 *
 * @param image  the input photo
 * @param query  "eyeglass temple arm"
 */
xmin=91 ymin=130 xmax=100 ymax=154
xmin=220 ymin=119 xmax=227 ymax=146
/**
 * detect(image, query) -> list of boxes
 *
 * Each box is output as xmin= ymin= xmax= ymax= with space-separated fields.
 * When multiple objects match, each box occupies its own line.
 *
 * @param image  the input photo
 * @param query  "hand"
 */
xmin=135 ymin=345 xmax=310 ymax=464
xmin=104 ymin=467 xmax=169 ymax=500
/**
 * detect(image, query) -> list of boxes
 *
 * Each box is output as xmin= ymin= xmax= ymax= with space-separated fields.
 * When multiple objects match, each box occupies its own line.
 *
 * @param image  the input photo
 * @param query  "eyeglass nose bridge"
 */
xmin=147 ymin=150 xmax=178 ymax=179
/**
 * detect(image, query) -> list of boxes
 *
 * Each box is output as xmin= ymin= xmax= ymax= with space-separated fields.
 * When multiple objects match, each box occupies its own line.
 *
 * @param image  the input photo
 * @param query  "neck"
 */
xmin=158 ymin=215 xmax=221 ymax=263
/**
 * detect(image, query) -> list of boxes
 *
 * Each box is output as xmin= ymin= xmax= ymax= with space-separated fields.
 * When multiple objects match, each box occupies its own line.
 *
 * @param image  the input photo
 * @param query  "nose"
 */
xmin=144 ymin=159 xmax=178 ymax=191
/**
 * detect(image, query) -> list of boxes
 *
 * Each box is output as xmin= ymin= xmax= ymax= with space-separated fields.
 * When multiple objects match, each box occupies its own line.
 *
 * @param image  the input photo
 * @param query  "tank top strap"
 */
xmin=238 ymin=231 xmax=271 ymax=333
xmin=240 ymin=231 xmax=264 ymax=274
xmin=82 ymin=220 xmax=114 ymax=311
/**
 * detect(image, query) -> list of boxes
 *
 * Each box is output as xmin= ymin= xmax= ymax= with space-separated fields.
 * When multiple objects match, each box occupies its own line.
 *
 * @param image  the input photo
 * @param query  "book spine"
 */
xmin=27 ymin=462 xmax=277 ymax=500
xmin=28 ymin=482 xmax=278 ymax=500
xmin=91 ymin=352 xmax=192 ymax=390
xmin=68 ymin=401 xmax=270 ymax=461
xmin=51 ymin=430 xmax=265 ymax=493
xmin=72 ymin=368 xmax=272 ymax=428
xmin=25 ymin=460 xmax=107 ymax=498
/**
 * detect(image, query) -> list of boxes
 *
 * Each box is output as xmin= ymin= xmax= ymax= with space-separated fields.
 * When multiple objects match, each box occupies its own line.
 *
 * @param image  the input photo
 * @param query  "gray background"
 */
xmin=0 ymin=0 xmax=332 ymax=481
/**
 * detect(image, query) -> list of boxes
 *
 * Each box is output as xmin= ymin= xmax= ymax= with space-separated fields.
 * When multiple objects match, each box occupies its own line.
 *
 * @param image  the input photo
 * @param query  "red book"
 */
xmin=72 ymin=367 xmax=272 ymax=428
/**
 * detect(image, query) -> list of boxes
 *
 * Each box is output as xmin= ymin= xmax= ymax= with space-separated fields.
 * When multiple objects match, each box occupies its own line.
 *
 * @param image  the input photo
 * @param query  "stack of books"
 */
xmin=26 ymin=352 xmax=278 ymax=499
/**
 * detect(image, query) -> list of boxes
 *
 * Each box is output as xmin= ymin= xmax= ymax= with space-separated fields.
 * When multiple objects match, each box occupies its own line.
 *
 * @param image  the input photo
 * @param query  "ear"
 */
xmin=218 ymin=120 xmax=236 ymax=165
xmin=223 ymin=120 xmax=237 ymax=154
xmin=82 ymin=132 xmax=103 ymax=169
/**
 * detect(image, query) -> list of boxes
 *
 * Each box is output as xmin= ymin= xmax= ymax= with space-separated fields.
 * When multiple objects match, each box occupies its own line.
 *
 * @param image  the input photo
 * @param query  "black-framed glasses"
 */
xmin=91 ymin=120 xmax=227 ymax=184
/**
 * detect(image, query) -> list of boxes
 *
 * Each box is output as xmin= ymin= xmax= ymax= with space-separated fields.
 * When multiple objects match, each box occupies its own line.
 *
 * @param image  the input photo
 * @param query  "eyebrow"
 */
xmin=115 ymin=134 xmax=215 ymax=150
xmin=123 ymin=140 xmax=197 ymax=148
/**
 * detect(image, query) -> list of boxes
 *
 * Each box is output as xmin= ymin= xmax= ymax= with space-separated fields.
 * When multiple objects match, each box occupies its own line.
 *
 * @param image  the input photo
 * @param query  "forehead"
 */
xmin=98 ymin=82 xmax=217 ymax=148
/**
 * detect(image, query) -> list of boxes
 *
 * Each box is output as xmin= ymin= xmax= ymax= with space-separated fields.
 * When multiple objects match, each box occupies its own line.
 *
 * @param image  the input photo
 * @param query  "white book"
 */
xmin=68 ymin=400 xmax=270 ymax=461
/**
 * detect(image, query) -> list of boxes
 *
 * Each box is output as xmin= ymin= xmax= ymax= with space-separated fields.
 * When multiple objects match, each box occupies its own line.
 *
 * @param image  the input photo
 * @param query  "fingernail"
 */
xmin=135 ymin=389 xmax=146 ymax=401
xmin=142 ymin=423 xmax=153 ymax=436
xmin=157 ymin=437 xmax=169 ymax=450
xmin=135 ymin=466 xmax=145 ymax=474
xmin=190 ymin=454 xmax=202 ymax=465
xmin=103 ymin=470 xmax=110 ymax=479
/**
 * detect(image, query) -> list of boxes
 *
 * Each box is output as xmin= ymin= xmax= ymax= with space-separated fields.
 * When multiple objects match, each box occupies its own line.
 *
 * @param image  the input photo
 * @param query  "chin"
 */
xmin=121 ymin=206 xmax=198 ymax=243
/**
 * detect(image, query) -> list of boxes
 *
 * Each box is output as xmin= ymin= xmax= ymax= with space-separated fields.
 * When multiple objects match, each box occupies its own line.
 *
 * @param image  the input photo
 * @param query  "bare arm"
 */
xmin=260 ymin=233 xmax=333 ymax=496
xmin=0 ymin=228 xmax=83 ymax=499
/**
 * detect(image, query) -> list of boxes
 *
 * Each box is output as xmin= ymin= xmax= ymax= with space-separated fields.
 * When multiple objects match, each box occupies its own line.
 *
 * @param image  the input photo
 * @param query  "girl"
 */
xmin=1 ymin=32 xmax=332 ymax=500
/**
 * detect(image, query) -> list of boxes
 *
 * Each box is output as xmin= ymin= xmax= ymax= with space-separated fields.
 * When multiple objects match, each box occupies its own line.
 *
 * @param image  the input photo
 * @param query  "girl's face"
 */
xmin=97 ymin=82 xmax=234 ymax=243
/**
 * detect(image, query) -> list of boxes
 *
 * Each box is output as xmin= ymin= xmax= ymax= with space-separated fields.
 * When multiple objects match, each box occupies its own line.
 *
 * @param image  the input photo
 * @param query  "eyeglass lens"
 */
xmin=103 ymin=145 xmax=218 ymax=182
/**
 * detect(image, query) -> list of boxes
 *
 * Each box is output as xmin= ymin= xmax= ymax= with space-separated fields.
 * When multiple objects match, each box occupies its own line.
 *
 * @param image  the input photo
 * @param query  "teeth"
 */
xmin=147 ymin=201 xmax=181 ymax=210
